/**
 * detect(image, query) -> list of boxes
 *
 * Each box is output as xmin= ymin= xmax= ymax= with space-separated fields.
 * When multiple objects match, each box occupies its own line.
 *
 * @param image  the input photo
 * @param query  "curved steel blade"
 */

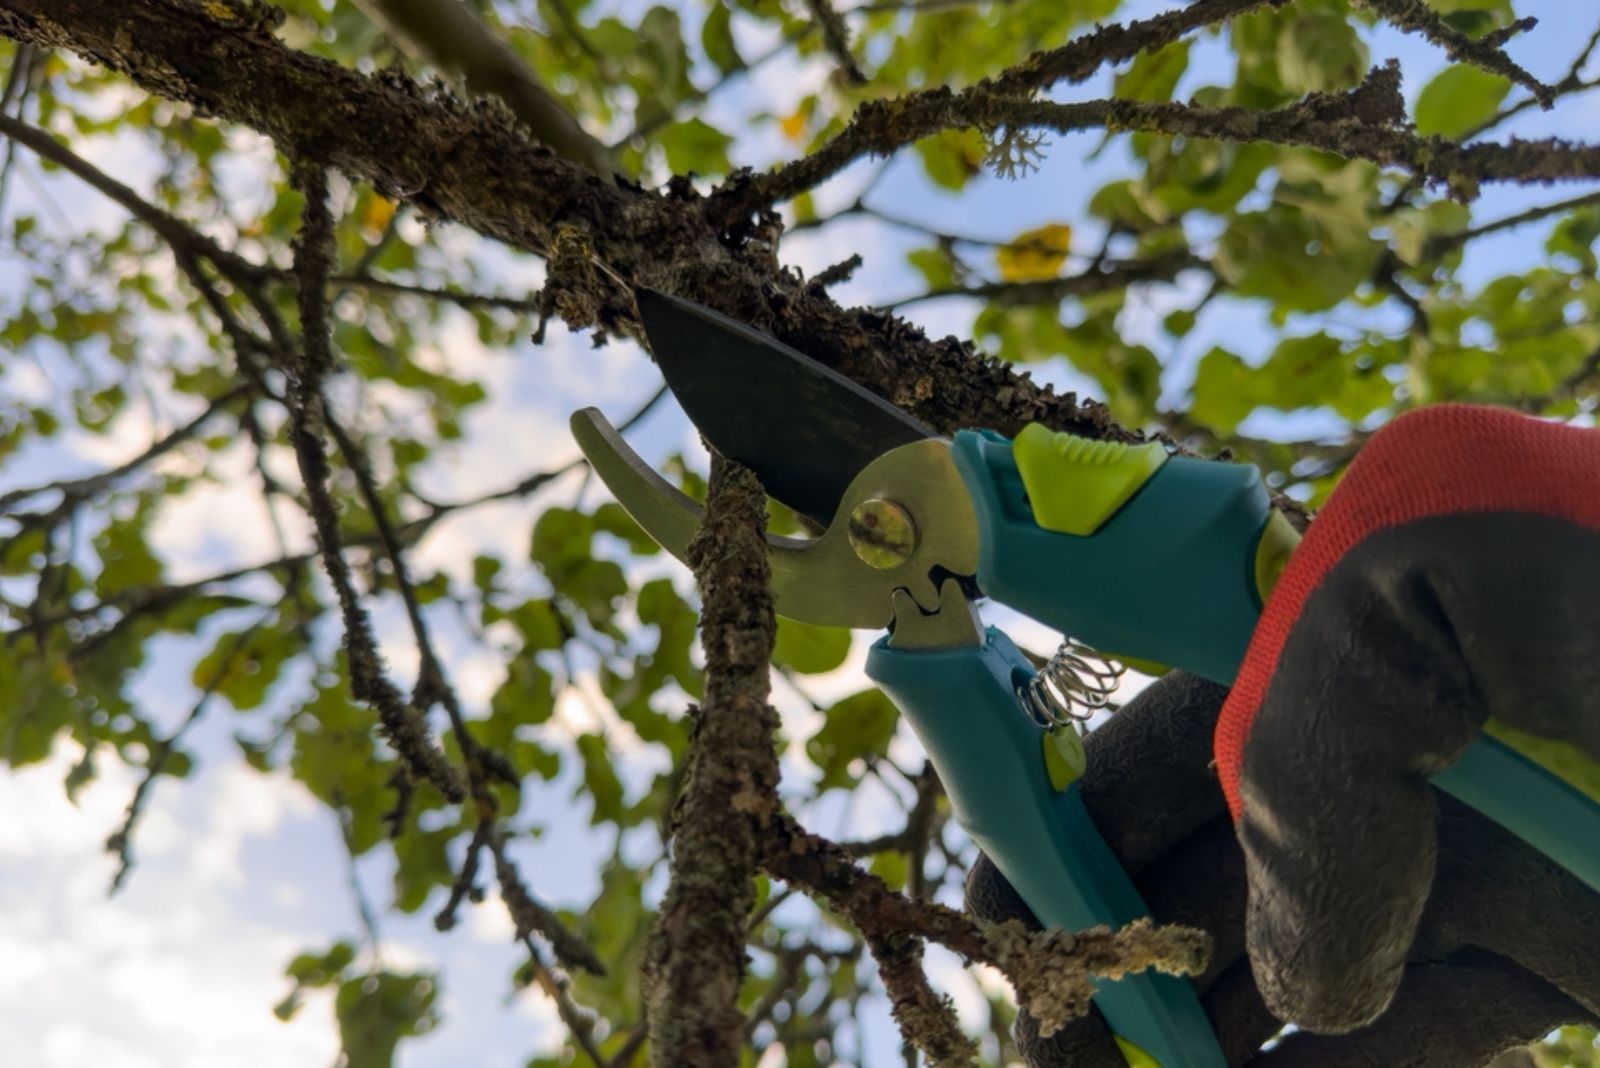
xmin=636 ymin=288 xmax=934 ymax=524
xmin=570 ymin=408 xmax=977 ymax=629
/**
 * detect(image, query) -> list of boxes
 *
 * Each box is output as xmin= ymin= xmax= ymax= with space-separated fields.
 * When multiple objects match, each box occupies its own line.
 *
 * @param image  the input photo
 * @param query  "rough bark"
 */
xmin=0 ymin=0 xmax=1132 ymax=449
xmin=353 ymin=0 xmax=613 ymax=175
xmin=642 ymin=456 xmax=782 ymax=1065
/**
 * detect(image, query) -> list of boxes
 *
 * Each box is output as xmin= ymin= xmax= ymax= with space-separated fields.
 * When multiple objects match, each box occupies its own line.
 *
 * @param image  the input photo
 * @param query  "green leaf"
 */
xmin=868 ymin=849 xmax=908 ymax=891
xmin=335 ymin=971 xmax=439 ymax=1068
xmin=1190 ymin=333 xmax=1398 ymax=434
xmin=577 ymin=733 xmax=627 ymax=823
xmin=1276 ymin=14 xmax=1367 ymax=94
xmin=566 ymin=558 xmax=629 ymax=625
xmin=906 ymin=247 xmax=955 ymax=291
xmin=659 ymin=117 xmax=733 ymax=175
xmin=701 ymin=1 xmax=743 ymax=74
xmin=914 ymin=128 xmax=986 ymax=192
xmin=1162 ymin=308 xmax=1196 ymax=336
xmin=1440 ymin=10 xmax=1496 ymax=37
xmin=1089 ymin=180 xmax=1162 ymax=231
xmin=1415 ymin=65 xmax=1510 ymax=138
xmin=594 ymin=502 xmax=660 ymax=555
xmin=472 ymin=554 xmax=502 ymax=594
xmin=392 ymin=823 xmax=454 ymax=913
xmin=508 ymin=598 xmax=567 ymax=651
xmin=490 ymin=658 xmax=556 ymax=728
xmin=771 ymin=618 xmax=851 ymax=674
xmin=531 ymin=508 xmax=594 ymax=572
xmin=279 ymin=941 xmax=357 ymax=1023
xmin=806 ymin=689 xmax=898 ymax=790
xmin=1114 ymin=39 xmax=1190 ymax=102
xmin=1548 ymin=207 xmax=1600 ymax=273
xmin=289 ymin=678 xmax=394 ymax=853
xmin=1189 ymin=347 xmax=1256 ymax=435
xmin=192 ymin=625 xmax=296 ymax=711
xmin=1215 ymin=205 xmax=1382 ymax=313
xmin=94 ymin=513 xmax=162 ymax=595
xmin=1389 ymin=200 xmax=1470 ymax=266
xmin=0 ymin=526 xmax=47 ymax=576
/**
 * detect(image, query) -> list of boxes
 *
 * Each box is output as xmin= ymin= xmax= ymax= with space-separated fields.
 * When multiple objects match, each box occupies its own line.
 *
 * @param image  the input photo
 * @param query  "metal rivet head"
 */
xmin=848 ymin=498 xmax=916 ymax=569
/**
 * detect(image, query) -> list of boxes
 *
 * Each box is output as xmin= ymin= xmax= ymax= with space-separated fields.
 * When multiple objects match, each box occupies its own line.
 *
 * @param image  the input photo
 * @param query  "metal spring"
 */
xmin=1017 ymin=638 xmax=1127 ymax=729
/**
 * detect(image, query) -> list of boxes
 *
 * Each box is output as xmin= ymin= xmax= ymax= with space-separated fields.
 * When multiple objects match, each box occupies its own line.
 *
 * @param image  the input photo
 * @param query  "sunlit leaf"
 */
xmin=995 ymin=223 xmax=1072 ymax=283
xmin=1415 ymin=65 xmax=1511 ymax=138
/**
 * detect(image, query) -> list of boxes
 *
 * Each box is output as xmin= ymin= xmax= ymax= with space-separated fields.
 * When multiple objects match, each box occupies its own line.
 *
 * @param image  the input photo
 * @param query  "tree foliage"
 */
xmin=0 ymin=0 xmax=1597 ymax=1064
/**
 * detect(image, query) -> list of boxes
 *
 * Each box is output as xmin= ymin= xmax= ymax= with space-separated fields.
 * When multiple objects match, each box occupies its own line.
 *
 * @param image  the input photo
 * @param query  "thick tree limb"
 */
xmin=0 ymin=0 xmax=1163 ymax=448
xmin=353 ymin=0 xmax=612 ymax=176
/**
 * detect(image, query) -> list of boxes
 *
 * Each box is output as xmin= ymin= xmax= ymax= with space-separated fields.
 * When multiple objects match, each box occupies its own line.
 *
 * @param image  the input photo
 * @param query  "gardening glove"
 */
xmin=969 ymin=405 xmax=1600 ymax=1065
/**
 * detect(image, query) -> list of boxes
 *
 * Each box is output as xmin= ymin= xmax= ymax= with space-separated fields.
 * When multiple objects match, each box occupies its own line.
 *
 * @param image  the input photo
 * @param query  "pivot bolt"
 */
xmin=848 ymin=498 xmax=916 ymax=569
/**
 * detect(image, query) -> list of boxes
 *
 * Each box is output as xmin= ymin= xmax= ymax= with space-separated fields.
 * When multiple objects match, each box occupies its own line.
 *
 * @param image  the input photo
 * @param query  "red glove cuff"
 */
xmin=1215 ymin=404 xmax=1600 ymax=819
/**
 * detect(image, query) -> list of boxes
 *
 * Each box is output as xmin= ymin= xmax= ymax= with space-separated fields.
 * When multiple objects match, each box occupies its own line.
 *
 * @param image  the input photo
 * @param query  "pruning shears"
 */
xmin=570 ymin=290 xmax=1600 ymax=1067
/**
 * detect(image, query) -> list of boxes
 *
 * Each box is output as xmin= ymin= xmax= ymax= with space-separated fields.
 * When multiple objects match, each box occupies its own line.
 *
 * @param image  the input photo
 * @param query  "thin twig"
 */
xmin=338 ymin=801 xmax=386 ymax=959
xmin=886 ymin=252 xmax=1203 ymax=309
xmin=723 ymin=62 xmax=1600 ymax=219
xmin=1428 ymin=187 xmax=1600 ymax=256
xmin=285 ymin=160 xmax=464 ymax=800
xmin=1352 ymin=0 xmax=1550 ymax=105
xmin=804 ymin=0 xmax=866 ymax=84
xmin=0 ymin=384 xmax=250 ymax=513
xmin=105 ymin=621 xmax=268 ymax=893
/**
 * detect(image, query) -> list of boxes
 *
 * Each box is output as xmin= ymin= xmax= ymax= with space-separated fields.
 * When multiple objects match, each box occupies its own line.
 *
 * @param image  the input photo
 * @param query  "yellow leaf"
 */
xmin=996 ymin=223 xmax=1072 ymax=282
xmin=779 ymin=110 xmax=808 ymax=143
xmin=361 ymin=195 xmax=397 ymax=239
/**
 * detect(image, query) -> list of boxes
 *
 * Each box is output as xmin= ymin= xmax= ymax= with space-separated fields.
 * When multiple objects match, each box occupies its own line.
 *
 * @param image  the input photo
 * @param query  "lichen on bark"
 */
xmin=642 ymin=455 xmax=782 ymax=1065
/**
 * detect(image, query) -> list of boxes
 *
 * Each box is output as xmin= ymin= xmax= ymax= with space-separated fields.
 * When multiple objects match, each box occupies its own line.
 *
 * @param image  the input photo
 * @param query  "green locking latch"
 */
xmin=1012 ymin=424 xmax=1169 ymax=537
xmin=1042 ymin=725 xmax=1087 ymax=791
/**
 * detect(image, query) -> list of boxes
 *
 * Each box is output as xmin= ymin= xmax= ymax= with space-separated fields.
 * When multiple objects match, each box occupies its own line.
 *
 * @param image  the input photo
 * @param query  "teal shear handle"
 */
xmin=950 ymin=427 xmax=1600 ymax=899
xmin=867 ymin=631 xmax=1223 ymax=1068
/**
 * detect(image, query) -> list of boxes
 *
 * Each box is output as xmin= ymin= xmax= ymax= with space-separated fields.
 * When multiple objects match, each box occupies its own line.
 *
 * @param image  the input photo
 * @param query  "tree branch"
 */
xmin=736 ymin=63 xmax=1600 ymax=216
xmin=353 ymin=0 xmax=611 ymax=175
xmin=1351 ymin=0 xmax=1550 ymax=105
xmin=643 ymin=454 xmax=782 ymax=1064
xmin=0 ymin=0 xmax=1153 ymax=447
xmin=284 ymin=159 xmax=465 ymax=801
xmin=888 ymin=252 xmax=1204 ymax=309
xmin=759 ymin=813 xmax=1209 ymax=1041
xmin=0 ymin=383 xmax=249 ymax=514
xmin=1428 ymin=187 xmax=1600 ymax=256
xmin=105 ymin=618 xmax=269 ymax=893
xmin=803 ymin=0 xmax=866 ymax=84
xmin=990 ymin=0 xmax=1279 ymax=97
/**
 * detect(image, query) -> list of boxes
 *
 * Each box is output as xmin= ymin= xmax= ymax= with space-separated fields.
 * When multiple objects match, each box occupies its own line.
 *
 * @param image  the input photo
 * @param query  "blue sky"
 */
xmin=0 ymin=2 xmax=1598 ymax=1065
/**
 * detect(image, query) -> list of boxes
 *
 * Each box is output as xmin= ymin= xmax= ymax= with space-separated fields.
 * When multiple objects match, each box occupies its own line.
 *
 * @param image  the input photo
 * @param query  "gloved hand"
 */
xmin=968 ymin=405 xmax=1600 ymax=1065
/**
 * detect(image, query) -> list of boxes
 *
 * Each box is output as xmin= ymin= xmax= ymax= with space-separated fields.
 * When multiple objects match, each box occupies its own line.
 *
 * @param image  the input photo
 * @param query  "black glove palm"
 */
xmin=966 ymin=671 xmax=1600 ymax=1067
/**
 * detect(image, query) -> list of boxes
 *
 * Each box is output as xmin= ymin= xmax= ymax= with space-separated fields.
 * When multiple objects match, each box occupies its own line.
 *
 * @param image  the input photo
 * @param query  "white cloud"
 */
xmin=184 ymin=759 xmax=319 ymax=889
xmin=0 ymin=743 xmax=339 ymax=1068
xmin=148 ymin=442 xmax=312 ymax=581
xmin=465 ymin=893 xmax=517 ymax=945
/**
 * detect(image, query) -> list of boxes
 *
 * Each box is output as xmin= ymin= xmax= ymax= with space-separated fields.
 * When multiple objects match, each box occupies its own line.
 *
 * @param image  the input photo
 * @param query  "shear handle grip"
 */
xmin=866 ymin=631 xmax=1226 ymax=1068
xmin=951 ymin=429 xmax=1275 ymax=685
xmin=952 ymin=428 xmax=1600 ymax=898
